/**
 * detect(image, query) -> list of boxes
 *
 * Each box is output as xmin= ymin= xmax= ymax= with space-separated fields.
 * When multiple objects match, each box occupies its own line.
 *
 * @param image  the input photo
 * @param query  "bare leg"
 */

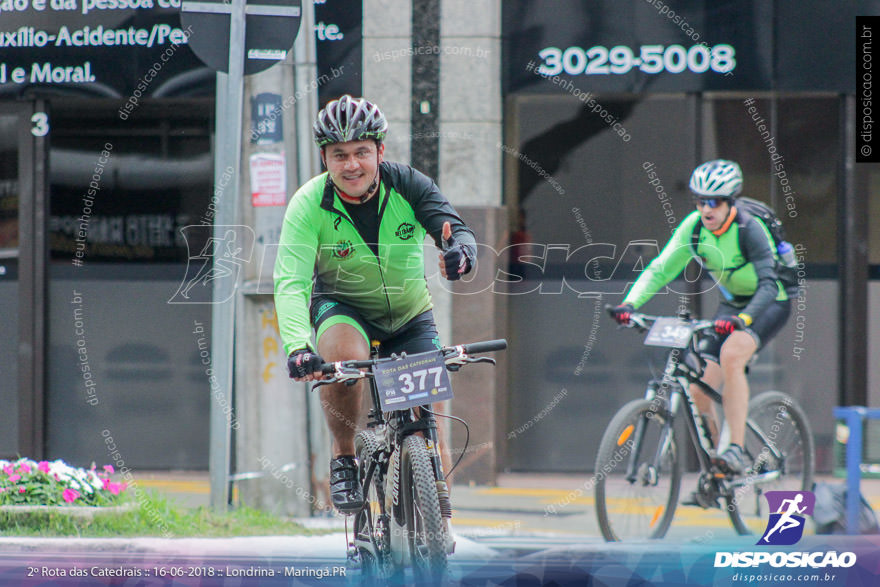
xmin=691 ymin=360 xmax=723 ymax=445
xmin=718 ymin=331 xmax=758 ymax=447
xmin=316 ymin=323 xmax=370 ymax=457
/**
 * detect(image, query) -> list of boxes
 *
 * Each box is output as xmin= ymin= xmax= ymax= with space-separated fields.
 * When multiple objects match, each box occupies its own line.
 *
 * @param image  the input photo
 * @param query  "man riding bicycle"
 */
xmin=273 ymin=95 xmax=477 ymax=514
xmin=611 ymin=160 xmax=795 ymax=477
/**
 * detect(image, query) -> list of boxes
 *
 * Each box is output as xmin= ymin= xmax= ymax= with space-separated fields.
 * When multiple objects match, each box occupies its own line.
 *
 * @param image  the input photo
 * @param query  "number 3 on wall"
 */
xmin=31 ymin=112 xmax=49 ymax=137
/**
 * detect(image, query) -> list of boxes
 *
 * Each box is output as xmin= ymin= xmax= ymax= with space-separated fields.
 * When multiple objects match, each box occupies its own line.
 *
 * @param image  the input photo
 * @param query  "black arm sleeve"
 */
xmin=381 ymin=162 xmax=477 ymax=264
xmin=739 ymin=217 xmax=781 ymax=318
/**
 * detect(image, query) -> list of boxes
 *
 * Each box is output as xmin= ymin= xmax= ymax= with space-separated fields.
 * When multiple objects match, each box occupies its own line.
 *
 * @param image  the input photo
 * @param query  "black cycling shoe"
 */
xmin=330 ymin=456 xmax=364 ymax=514
xmin=712 ymin=443 xmax=748 ymax=476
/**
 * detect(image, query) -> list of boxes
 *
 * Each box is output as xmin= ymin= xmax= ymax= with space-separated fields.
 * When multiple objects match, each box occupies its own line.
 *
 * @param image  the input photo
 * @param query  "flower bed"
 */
xmin=0 ymin=458 xmax=127 ymax=507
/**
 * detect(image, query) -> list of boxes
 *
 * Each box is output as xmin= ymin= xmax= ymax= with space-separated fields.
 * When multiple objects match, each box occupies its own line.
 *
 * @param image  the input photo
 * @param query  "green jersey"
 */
xmin=274 ymin=161 xmax=476 ymax=355
xmin=623 ymin=209 xmax=789 ymax=317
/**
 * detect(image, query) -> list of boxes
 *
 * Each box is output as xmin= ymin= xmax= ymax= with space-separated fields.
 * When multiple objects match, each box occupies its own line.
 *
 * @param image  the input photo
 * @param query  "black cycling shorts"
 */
xmin=699 ymin=299 xmax=791 ymax=364
xmin=310 ymin=295 xmax=441 ymax=358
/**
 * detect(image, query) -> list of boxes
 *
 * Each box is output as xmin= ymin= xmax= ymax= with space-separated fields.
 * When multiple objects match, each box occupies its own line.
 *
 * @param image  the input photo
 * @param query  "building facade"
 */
xmin=1 ymin=1 xmax=877 ymax=489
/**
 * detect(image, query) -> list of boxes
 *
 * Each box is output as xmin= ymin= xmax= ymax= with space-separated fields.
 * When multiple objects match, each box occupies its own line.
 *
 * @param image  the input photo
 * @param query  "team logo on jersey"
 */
xmin=758 ymin=490 xmax=815 ymax=546
xmin=332 ymin=240 xmax=354 ymax=259
xmin=395 ymin=222 xmax=415 ymax=240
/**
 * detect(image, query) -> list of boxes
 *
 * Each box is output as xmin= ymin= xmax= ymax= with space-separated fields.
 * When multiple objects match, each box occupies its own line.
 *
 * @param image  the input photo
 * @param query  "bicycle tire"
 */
xmin=726 ymin=390 xmax=815 ymax=535
xmin=353 ymin=430 xmax=394 ymax=582
xmin=399 ymin=434 xmax=447 ymax=583
xmin=595 ymin=398 xmax=682 ymax=541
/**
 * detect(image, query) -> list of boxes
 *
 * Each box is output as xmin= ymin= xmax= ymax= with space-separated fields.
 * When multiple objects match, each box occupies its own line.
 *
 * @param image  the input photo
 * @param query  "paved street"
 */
xmin=135 ymin=470 xmax=880 ymax=546
xmin=2 ymin=470 xmax=880 ymax=585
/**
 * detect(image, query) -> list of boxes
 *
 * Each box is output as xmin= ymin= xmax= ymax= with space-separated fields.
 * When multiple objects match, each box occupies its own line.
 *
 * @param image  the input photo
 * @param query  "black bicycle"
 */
xmin=314 ymin=338 xmax=507 ymax=583
xmin=594 ymin=308 xmax=814 ymax=541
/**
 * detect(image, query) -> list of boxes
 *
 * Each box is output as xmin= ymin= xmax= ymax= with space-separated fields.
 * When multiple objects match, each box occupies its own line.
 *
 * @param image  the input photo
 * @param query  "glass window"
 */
xmin=49 ymin=101 xmax=213 ymax=263
xmin=702 ymin=95 xmax=840 ymax=263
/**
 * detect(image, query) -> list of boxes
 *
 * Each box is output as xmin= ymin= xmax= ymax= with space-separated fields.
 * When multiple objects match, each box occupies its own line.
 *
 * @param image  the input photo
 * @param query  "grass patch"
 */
xmin=0 ymin=491 xmax=327 ymax=538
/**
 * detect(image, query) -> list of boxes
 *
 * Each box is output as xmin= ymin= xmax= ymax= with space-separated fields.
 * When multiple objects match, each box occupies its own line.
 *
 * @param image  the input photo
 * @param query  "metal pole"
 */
xmin=210 ymin=0 xmax=247 ymax=511
xmin=291 ymin=0 xmax=327 ymax=512
xmin=844 ymin=408 xmax=863 ymax=535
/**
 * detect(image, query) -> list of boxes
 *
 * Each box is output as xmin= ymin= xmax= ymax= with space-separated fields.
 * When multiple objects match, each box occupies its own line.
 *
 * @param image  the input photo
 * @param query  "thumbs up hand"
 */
xmin=438 ymin=221 xmax=468 ymax=281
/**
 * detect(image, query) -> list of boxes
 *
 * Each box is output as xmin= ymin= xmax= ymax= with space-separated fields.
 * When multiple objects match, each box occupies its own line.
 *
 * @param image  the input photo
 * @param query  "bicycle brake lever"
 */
xmin=466 ymin=356 xmax=496 ymax=366
xmin=311 ymin=379 xmax=336 ymax=390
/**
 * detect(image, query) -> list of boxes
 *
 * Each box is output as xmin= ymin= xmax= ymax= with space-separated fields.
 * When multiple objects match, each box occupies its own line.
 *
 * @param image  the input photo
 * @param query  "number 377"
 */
xmin=399 ymin=367 xmax=444 ymax=394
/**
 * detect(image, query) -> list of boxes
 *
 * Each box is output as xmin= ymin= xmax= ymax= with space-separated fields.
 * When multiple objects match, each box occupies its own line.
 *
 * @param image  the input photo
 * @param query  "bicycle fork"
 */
xmin=625 ymin=383 xmax=675 ymax=486
xmin=418 ymin=408 xmax=453 ymax=520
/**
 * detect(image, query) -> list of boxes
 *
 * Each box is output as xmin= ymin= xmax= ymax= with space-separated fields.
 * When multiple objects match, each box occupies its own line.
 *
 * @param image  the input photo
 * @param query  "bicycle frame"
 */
xmin=635 ymin=319 xmax=784 ymax=491
xmin=317 ymin=340 xmax=506 ymax=573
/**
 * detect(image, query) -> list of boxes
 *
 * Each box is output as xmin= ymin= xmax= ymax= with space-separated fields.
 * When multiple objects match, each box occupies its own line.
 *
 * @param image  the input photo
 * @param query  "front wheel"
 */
xmin=353 ymin=430 xmax=395 ymax=583
xmin=399 ymin=434 xmax=447 ymax=583
xmin=726 ymin=391 xmax=815 ymax=535
xmin=595 ymin=398 xmax=682 ymax=541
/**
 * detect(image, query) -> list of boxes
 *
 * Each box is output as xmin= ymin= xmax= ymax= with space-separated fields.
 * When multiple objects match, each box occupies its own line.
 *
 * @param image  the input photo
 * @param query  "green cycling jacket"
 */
xmin=274 ymin=161 xmax=476 ymax=356
xmin=623 ymin=208 xmax=788 ymax=317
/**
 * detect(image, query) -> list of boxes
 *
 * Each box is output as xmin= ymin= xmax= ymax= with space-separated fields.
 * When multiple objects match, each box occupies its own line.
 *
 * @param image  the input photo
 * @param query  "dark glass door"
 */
xmin=0 ymin=102 xmax=48 ymax=458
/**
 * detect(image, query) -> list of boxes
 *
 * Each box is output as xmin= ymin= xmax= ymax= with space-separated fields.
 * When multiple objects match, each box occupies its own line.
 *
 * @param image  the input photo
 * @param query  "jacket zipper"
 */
xmin=332 ymin=190 xmax=395 ymax=333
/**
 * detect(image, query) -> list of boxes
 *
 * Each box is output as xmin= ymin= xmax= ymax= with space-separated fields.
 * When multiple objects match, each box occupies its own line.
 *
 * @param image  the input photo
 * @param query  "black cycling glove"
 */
xmin=287 ymin=349 xmax=324 ymax=379
xmin=610 ymin=303 xmax=635 ymax=325
xmin=441 ymin=223 xmax=471 ymax=281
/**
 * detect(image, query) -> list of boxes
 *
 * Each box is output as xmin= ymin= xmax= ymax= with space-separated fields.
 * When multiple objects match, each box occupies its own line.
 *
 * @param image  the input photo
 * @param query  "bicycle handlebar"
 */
xmin=460 ymin=339 xmax=508 ymax=354
xmin=604 ymin=304 xmax=718 ymax=333
xmin=317 ymin=338 xmax=508 ymax=378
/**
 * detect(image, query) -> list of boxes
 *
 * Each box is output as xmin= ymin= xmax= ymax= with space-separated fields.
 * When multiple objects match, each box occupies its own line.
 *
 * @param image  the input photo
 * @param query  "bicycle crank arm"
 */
xmin=726 ymin=470 xmax=781 ymax=489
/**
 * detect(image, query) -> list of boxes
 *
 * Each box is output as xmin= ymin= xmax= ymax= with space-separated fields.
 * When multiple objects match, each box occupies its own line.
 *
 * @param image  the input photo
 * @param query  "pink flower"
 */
xmin=62 ymin=488 xmax=80 ymax=503
xmin=101 ymin=478 xmax=124 ymax=495
xmin=2 ymin=465 xmax=13 ymax=476
xmin=37 ymin=461 xmax=50 ymax=474
xmin=103 ymin=465 xmax=115 ymax=474
xmin=18 ymin=487 xmax=25 ymax=493
xmin=8 ymin=474 xmax=20 ymax=483
xmin=17 ymin=463 xmax=31 ymax=474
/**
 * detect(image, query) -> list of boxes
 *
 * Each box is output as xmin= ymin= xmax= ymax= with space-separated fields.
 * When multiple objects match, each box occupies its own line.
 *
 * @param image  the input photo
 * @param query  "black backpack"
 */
xmin=690 ymin=197 xmax=798 ymax=290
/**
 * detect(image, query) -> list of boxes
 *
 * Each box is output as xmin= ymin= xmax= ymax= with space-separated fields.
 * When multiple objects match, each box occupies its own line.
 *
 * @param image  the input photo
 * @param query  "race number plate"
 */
xmin=644 ymin=317 xmax=694 ymax=349
xmin=374 ymin=350 xmax=453 ymax=412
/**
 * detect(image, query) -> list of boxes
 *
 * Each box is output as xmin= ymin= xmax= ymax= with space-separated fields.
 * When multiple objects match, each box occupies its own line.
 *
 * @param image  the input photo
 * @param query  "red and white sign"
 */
xmin=250 ymin=153 xmax=287 ymax=207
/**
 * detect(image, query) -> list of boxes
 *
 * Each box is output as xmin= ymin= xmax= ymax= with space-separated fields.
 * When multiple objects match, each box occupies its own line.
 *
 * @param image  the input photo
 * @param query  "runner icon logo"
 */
xmin=758 ymin=490 xmax=816 ymax=546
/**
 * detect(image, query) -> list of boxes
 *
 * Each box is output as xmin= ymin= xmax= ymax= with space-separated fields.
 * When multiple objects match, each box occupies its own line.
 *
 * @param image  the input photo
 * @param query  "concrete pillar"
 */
xmin=234 ymin=61 xmax=314 ymax=517
xmin=360 ymin=0 xmax=504 ymax=485
xmin=438 ymin=0 xmax=504 ymax=485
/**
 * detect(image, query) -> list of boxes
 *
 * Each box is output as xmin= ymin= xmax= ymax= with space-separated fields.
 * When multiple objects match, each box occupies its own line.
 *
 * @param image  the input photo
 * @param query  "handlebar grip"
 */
xmin=320 ymin=362 xmax=336 ymax=375
xmin=462 ymin=339 xmax=507 ymax=354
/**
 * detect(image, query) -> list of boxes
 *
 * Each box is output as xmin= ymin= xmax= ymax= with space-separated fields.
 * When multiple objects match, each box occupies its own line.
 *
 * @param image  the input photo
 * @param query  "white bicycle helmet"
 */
xmin=689 ymin=160 xmax=743 ymax=198
xmin=313 ymin=95 xmax=388 ymax=148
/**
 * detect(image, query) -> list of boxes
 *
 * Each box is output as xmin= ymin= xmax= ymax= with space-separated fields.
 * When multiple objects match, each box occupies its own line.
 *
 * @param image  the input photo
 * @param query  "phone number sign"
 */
xmin=374 ymin=350 xmax=453 ymax=412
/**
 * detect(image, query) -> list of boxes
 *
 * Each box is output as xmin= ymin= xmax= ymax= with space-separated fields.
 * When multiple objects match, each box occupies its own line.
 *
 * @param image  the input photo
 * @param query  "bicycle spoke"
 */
xmin=596 ymin=399 xmax=681 ymax=541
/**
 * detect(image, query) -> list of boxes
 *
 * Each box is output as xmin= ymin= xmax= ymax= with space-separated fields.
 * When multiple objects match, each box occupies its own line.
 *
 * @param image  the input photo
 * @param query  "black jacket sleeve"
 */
xmin=739 ymin=215 xmax=781 ymax=318
xmin=380 ymin=162 xmax=477 ymax=266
